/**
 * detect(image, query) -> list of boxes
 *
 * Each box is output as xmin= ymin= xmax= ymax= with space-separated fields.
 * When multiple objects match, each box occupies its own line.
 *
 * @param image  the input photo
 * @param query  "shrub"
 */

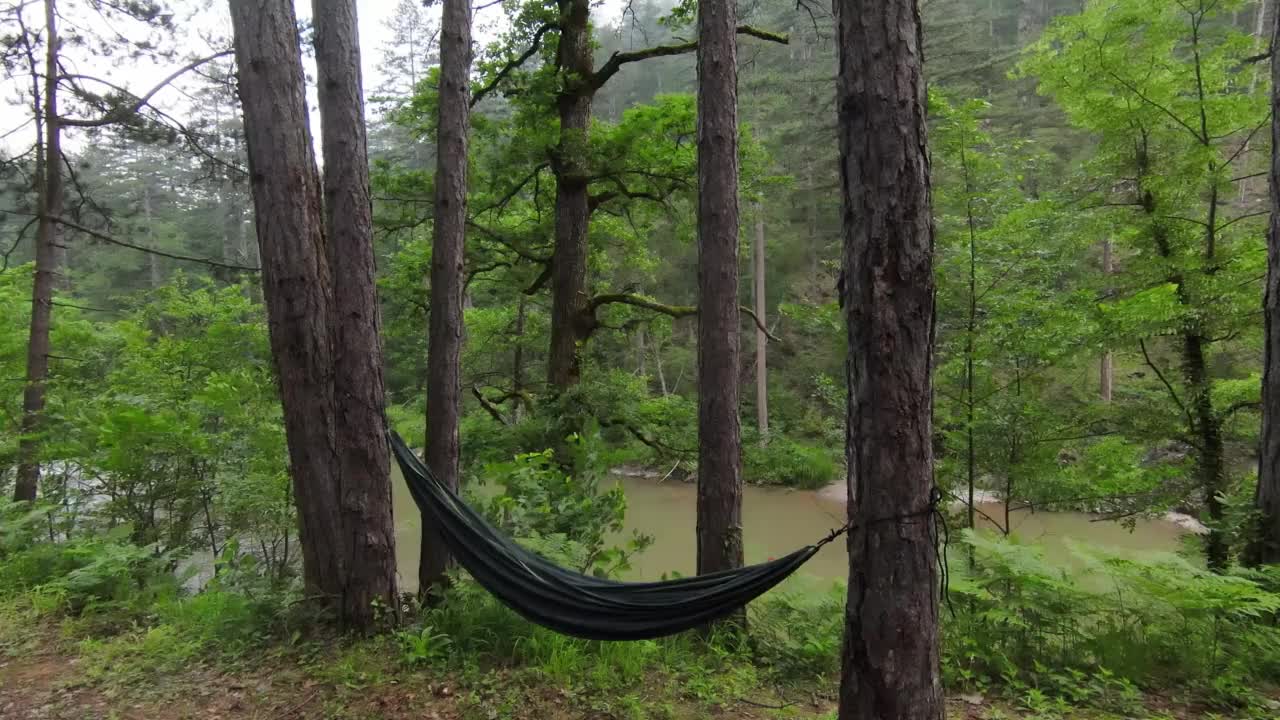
xmin=743 ymin=437 xmax=840 ymax=489
xmin=749 ymin=580 xmax=845 ymax=682
xmin=945 ymin=531 xmax=1280 ymax=710
xmin=477 ymin=426 xmax=652 ymax=577
xmin=0 ymin=509 xmax=177 ymax=616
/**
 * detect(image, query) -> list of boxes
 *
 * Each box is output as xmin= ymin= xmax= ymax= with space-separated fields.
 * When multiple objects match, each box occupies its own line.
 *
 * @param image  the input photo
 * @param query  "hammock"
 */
xmin=389 ymin=432 xmax=846 ymax=640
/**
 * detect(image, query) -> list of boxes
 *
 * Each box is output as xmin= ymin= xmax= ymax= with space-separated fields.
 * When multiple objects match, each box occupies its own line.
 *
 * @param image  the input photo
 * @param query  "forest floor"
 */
xmin=0 ymin=618 xmax=1265 ymax=720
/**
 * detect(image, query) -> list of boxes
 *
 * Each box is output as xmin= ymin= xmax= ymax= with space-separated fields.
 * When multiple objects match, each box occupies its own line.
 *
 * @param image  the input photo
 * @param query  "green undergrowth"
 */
xmin=3 ymin=500 xmax=1279 ymax=718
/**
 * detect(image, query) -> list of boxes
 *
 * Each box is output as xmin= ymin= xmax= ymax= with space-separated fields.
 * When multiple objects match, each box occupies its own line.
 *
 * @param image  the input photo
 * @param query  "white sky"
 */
xmin=0 ymin=0 xmax=629 ymax=157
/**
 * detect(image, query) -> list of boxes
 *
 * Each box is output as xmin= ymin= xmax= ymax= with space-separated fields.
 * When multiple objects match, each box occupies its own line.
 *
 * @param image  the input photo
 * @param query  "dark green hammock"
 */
xmin=389 ymin=432 xmax=848 ymax=641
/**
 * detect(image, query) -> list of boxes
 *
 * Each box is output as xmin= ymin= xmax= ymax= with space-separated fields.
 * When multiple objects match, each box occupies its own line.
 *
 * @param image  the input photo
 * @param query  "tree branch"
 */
xmin=587 ymin=293 xmax=779 ymax=341
xmin=739 ymin=305 xmax=778 ymax=341
xmin=471 ymin=23 xmax=558 ymax=108
xmin=1219 ymin=400 xmax=1261 ymax=421
xmin=589 ymin=292 xmax=696 ymax=318
xmin=1138 ymin=338 xmax=1194 ymax=430
xmin=590 ymin=25 xmax=788 ymax=90
xmin=471 ymin=386 xmax=509 ymax=425
xmin=474 ymin=163 xmax=550 ymax=216
xmin=524 ymin=263 xmax=552 ymax=295
xmin=53 ymin=216 xmax=259 ymax=272
xmin=465 ymin=219 xmax=550 ymax=264
xmin=59 ymin=50 xmax=233 ymax=128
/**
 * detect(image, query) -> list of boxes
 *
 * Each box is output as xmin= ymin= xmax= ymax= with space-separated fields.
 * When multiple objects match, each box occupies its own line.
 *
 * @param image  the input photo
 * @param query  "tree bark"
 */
xmin=229 ymin=0 xmax=345 ymax=604
xmin=835 ymin=1 xmax=943 ymax=718
xmin=753 ymin=204 xmax=768 ymax=441
xmin=546 ymin=0 xmax=593 ymax=391
xmin=312 ymin=0 xmax=400 ymax=628
xmin=421 ymin=0 xmax=471 ymax=593
xmin=1251 ymin=0 xmax=1280 ymax=566
xmin=14 ymin=0 xmax=63 ymax=504
xmin=1182 ymin=331 xmax=1229 ymax=570
xmin=695 ymin=0 xmax=744 ymax=616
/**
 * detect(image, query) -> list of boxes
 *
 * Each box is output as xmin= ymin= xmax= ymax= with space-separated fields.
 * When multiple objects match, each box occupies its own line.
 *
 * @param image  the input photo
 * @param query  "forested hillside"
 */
xmin=1 ymin=0 xmax=1279 ymax=718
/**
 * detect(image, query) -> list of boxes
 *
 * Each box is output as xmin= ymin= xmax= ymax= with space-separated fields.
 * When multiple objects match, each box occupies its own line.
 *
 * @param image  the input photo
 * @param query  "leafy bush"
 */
xmin=476 ymin=425 xmax=652 ymax=577
xmin=945 ymin=531 xmax=1280 ymax=710
xmin=0 ymin=508 xmax=177 ymax=615
xmin=749 ymin=580 xmax=845 ymax=682
xmin=743 ymin=437 xmax=839 ymax=489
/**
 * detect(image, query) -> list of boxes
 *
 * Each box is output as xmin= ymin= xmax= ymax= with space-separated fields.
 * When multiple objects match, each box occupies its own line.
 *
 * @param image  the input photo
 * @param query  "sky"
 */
xmin=0 ymin=0 xmax=630 ymax=157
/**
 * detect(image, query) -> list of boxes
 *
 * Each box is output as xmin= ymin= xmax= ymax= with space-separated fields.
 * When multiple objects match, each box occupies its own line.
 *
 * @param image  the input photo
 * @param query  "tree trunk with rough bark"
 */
xmin=229 ymin=0 xmax=345 ymax=604
xmin=312 ymin=0 xmax=400 ymax=628
xmin=1182 ymin=331 xmax=1229 ymax=570
xmin=547 ymin=0 xmax=593 ymax=391
xmin=1251 ymin=0 xmax=1280 ymax=566
xmin=835 ymin=1 xmax=944 ymax=718
xmin=753 ymin=204 xmax=768 ymax=441
xmin=421 ymin=0 xmax=471 ymax=593
xmin=14 ymin=0 xmax=63 ymax=504
xmin=695 ymin=0 xmax=744 ymax=606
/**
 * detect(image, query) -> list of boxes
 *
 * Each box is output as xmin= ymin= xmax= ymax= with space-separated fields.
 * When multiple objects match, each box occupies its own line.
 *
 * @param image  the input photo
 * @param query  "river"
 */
xmin=391 ymin=468 xmax=1193 ymax=590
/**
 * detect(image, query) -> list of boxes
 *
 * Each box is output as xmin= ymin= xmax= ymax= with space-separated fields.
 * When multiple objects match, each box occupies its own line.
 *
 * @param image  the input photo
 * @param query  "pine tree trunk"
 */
xmin=753 ymin=204 xmax=768 ymax=441
xmin=547 ymin=0 xmax=593 ymax=390
xmin=835 ymin=1 xmax=943 ymax=718
xmin=695 ymin=0 xmax=744 ymax=627
xmin=1251 ymin=0 xmax=1280 ymax=566
xmin=312 ymin=0 xmax=400 ymax=628
xmin=229 ymin=0 xmax=345 ymax=604
xmin=421 ymin=0 xmax=471 ymax=593
xmin=14 ymin=0 xmax=63 ymax=504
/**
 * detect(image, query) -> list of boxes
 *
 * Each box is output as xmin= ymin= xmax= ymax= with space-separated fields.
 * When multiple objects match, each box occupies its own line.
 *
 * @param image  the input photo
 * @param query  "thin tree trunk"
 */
xmin=1101 ymin=238 xmax=1114 ymax=402
xmin=312 ymin=0 xmax=400 ymax=628
xmin=1250 ymin=0 xmax=1280 ymax=566
xmin=695 ymin=0 xmax=744 ymax=596
xmin=513 ymin=295 xmax=526 ymax=422
xmin=143 ymin=182 xmax=162 ymax=288
xmin=806 ymin=162 xmax=819 ymax=278
xmin=1242 ymin=0 xmax=1272 ymax=203
xmin=421 ymin=0 xmax=471 ymax=593
xmin=14 ymin=0 xmax=63 ymax=504
xmin=962 ymin=142 xmax=978 ymax=551
xmin=635 ymin=324 xmax=647 ymax=378
xmin=656 ymin=338 xmax=669 ymax=396
xmin=753 ymin=204 xmax=768 ymax=441
xmin=229 ymin=0 xmax=345 ymax=604
xmin=547 ymin=0 xmax=593 ymax=390
xmin=836 ymin=0 xmax=943 ymax=718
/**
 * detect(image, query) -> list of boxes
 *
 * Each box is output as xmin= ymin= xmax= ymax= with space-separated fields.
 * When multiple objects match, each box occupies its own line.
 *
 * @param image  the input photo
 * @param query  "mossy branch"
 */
xmin=587 ymin=293 xmax=779 ymax=342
